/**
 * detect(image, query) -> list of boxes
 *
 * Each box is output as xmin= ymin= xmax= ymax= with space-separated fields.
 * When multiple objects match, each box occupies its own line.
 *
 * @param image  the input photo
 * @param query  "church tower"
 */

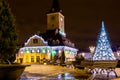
xmin=16 ymin=0 xmax=78 ymax=64
xmin=47 ymin=0 xmax=65 ymax=36
xmin=41 ymin=0 xmax=75 ymax=47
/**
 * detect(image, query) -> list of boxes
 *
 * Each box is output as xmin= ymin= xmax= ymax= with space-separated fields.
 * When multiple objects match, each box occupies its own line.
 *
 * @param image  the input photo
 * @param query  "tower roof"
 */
xmin=48 ymin=0 xmax=62 ymax=13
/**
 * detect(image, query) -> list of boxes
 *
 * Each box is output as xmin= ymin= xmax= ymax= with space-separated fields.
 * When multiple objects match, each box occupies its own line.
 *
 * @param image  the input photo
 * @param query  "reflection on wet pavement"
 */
xmin=20 ymin=72 xmax=119 ymax=80
xmin=19 ymin=65 xmax=120 ymax=80
xmin=20 ymin=72 xmax=75 ymax=80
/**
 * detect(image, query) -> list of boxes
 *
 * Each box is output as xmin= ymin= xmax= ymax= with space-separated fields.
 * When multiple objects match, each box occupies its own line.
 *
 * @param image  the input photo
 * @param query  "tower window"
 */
xmin=51 ymin=16 xmax=55 ymax=20
xmin=33 ymin=39 xmax=38 ymax=44
xmin=52 ymin=24 xmax=54 ymax=27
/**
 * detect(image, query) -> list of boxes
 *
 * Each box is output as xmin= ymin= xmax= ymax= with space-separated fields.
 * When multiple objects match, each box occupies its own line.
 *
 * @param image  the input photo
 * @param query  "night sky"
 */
xmin=8 ymin=0 xmax=120 ymax=51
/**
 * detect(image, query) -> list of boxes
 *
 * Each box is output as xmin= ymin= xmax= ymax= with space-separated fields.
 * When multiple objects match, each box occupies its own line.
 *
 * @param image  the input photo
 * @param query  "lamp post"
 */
xmin=89 ymin=46 xmax=95 ymax=59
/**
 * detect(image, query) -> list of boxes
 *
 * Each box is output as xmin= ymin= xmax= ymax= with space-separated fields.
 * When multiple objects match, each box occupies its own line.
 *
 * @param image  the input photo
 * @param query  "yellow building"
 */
xmin=16 ymin=34 xmax=77 ymax=63
xmin=16 ymin=0 xmax=78 ymax=64
xmin=16 ymin=35 xmax=51 ymax=63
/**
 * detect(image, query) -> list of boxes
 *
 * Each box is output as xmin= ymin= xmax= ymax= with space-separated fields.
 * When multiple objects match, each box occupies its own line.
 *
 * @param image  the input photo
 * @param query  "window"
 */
xmin=31 ymin=56 xmax=34 ymax=62
xmin=33 ymin=39 xmax=38 ymax=44
xmin=36 ymin=56 xmax=40 ymax=62
xmin=52 ymin=24 xmax=54 ymax=28
xmin=26 ymin=56 xmax=28 ymax=63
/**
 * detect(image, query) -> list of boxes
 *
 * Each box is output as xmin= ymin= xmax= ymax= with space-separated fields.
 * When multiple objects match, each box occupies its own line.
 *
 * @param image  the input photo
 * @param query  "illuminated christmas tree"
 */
xmin=93 ymin=21 xmax=116 ymax=60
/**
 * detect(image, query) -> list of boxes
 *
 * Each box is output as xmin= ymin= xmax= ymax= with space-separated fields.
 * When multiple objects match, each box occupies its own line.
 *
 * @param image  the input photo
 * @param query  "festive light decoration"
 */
xmin=58 ymin=50 xmax=62 ymax=53
xmin=25 ymin=48 xmax=29 ymax=53
xmin=52 ymin=50 xmax=57 ymax=54
xmin=24 ymin=34 xmax=48 ymax=46
xmin=89 ymin=46 xmax=95 ymax=54
xmin=19 ymin=46 xmax=77 ymax=61
xmin=42 ymin=48 xmax=46 ymax=53
xmin=93 ymin=21 xmax=116 ymax=60
xmin=31 ymin=49 xmax=35 ymax=53
xmin=37 ymin=49 xmax=40 ymax=53
xmin=59 ymin=30 xmax=66 ymax=37
xmin=51 ymin=50 xmax=57 ymax=58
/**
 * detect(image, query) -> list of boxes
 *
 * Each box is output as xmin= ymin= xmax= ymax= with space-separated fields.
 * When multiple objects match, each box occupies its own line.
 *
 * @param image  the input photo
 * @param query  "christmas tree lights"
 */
xmin=93 ymin=21 xmax=116 ymax=60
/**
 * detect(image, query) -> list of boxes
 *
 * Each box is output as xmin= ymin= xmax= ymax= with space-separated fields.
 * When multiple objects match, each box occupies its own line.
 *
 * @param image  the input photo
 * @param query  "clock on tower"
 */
xmin=47 ymin=13 xmax=65 ymax=32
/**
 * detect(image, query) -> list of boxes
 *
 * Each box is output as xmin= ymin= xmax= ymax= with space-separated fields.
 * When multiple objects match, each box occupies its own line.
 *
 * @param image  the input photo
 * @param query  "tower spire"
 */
xmin=49 ymin=0 xmax=62 ymax=13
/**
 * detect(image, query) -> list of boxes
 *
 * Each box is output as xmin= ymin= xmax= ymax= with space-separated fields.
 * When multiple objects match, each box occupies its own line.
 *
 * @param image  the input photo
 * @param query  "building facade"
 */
xmin=16 ymin=0 xmax=78 ymax=64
